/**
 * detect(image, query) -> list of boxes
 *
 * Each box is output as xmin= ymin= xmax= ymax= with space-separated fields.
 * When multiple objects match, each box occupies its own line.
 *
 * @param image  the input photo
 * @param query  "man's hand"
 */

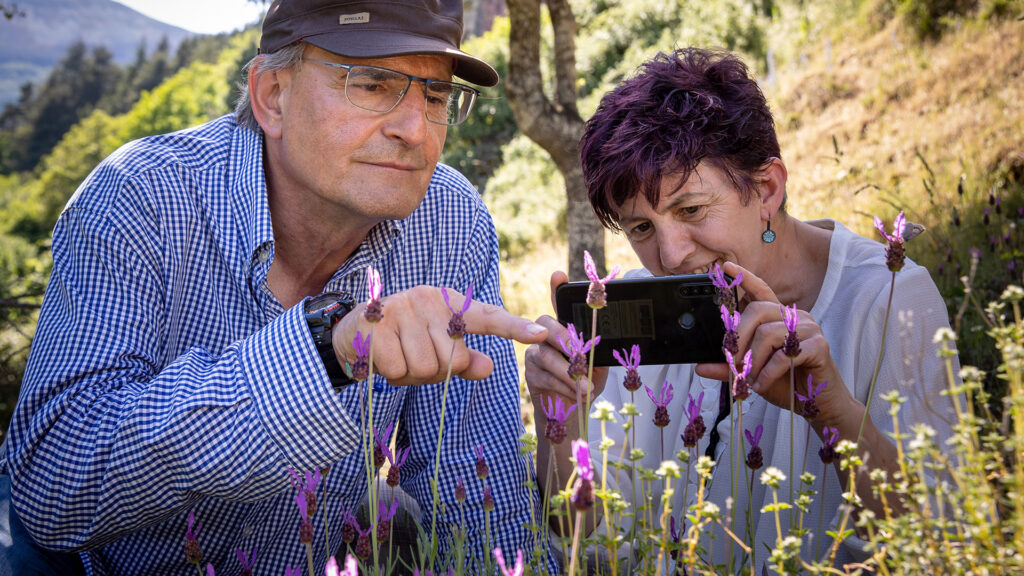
xmin=331 ymin=285 xmax=548 ymax=386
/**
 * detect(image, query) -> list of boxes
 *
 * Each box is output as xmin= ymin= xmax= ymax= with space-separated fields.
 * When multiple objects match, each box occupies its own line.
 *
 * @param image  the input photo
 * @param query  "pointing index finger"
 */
xmin=461 ymin=298 xmax=548 ymax=345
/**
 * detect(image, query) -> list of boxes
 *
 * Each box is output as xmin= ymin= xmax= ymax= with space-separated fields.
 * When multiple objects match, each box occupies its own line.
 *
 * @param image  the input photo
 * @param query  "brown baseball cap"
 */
xmin=259 ymin=0 xmax=499 ymax=87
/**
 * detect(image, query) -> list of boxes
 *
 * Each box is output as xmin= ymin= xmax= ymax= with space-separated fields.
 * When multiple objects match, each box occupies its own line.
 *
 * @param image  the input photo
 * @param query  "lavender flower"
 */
xmin=295 ymin=493 xmax=313 ymax=544
xmin=681 ymin=391 xmax=706 ymax=448
xmin=669 ymin=516 xmax=683 ymax=561
xmin=340 ymin=510 xmax=357 ymax=544
xmin=725 ymin=349 xmax=753 ymax=401
xmin=711 ymin=262 xmax=743 ymax=312
xmin=874 ymin=211 xmax=907 ymax=272
xmin=372 ymin=423 xmax=393 ymax=469
xmin=482 ymin=485 xmax=495 ymax=512
xmin=796 ymin=375 xmax=828 ymax=420
xmin=583 ymin=250 xmax=621 ymax=309
xmin=326 ymin=555 xmax=359 ymax=576
xmin=494 ymin=548 xmax=525 ymax=576
xmin=720 ymin=304 xmax=741 ymax=356
xmin=474 ymin=445 xmax=489 ymax=479
xmin=384 ymin=445 xmax=411 ymax=487
xmin=781 ymin=303 xmax=801 ymax=358
xmin=206 ymin=563 xmax=216 ymax=576
xmin=441 ymin=284 xmax=473 ymax=339
xmin=745 ymin=425 xmax=764 ymax=470
xmin=184 ymin=510 xmax=202 ymax=565
xmin=541 ymin=395 xmax=577 ymax=445
xmin=645 ymin=380 xmax=674 ymax=428
xmin=819 ymin=426 xmax=840 ymax=464
xmin=351 ymin=331 xmax=371 ymax=381
xmin=455 ymin=477 xmax=466 ymax=502
xmin=558 ymin=323 xmax=600 ymax=380
xmin=612 ymin=344 xmax=642 ymax=392
xmin=236 ymin=547 xmax=256 ymax=576
xmin=376 ymin=497 xmax=399 ymax=541
xmin=570 ymin=438 xmax=594 ymax=512
xmin=354 ymin=523 xmax=372 ymax=559
xmin=364 ymin=266 xmax=383 ymax=323
xmin=288 ymin=468 xmax=322 ymax=517
xmin=285 ymin=567 xmax=302 ymax=576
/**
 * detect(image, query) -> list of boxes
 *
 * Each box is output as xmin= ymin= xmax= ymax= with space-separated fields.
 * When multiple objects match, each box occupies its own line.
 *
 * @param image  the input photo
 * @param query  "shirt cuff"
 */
xmin=239 ymin=303 xmax=360 ymax=468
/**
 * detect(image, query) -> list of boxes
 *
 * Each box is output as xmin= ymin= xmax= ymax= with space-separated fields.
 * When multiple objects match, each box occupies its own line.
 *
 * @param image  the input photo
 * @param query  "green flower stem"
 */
xmin=305 ymin=541 xmax=315 ymax=576
xmin=857 ymin=270 xmax=896 ymax=446
xmin=566 ymin=510 xmax=585 ymax=576
xmin=599 ymin=419 xmax=618 ymax=576
xmin=428 ymin=343 xmax=457 ymax=558
xmin=322 ymin=467 xmax=330 ymax=559
xmin=789 ymin=360 xmax=795 ymax=510
xmin=814 ymin=472 xmax=827 ymax=559
xmin=365 ymin=328 xmax=380 ymax=573
xmin=585 ymin=307 xmax=598 ymax=441
xmin=195 ymin=564 xmax=204 ymax=576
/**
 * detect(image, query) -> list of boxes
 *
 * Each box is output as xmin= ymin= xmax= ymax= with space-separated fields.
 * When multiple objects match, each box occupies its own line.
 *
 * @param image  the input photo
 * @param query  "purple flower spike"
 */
xmin=819 ymin=426 xmax=840 ymax=464
xmin=494 ymin=548 xmax=525 ymax=576
xmin=351 ymin=331 xmax=371 ymax=381
xmin=669 ymin=516 xmax=684 ymax=560
xmin=781 ymin=303 xmax=801 ymax=358
xmin=720 ymin=304 xmax=741 ymax=355
xmin=341 ymin=510 xmax=357 ymax=543
xmin=236 ymin=547 xmax=257 ymax=576
xmin=725 ymin=349 xmax=754 ymax=401
xmin=185 ymin=510 xmax=202 ymax=565
xmin=355 ymin=523 xmax=372 ymax=560
xmin=364 ymin=265 xmax=384 ymax=323
xmin=377 ymin=497 xmax=399 ymax=541
xmin=711 ymin=263 xmax=742 ymax=312
xmin=372 ymin=423 xmax=393 ymax=468
xmin=681 ymin=392 xmax=706 ymax=447
xmin=542 ymin=395 xmax=577 ymax=445
xmin=482 ymin=485 xmax=495 ymax=512
xmin=285 ymin=567 xmax=302 ymax=576
xmin=329 ymin=555 xmax=359 ymax=576
xmin=441 ymin=284 xmax=473 ymax=339
xmin=612 ymin=344 xmax=642 ymax=392
xmin=206 ymin=563 xmax=216 ymax=576
xmin=795 ymin=375 xmax=828 ymax=420
xmin=584 ymin=250 xmax=621 ymax=309
xmin=570 ymin=438 xmax=594 ymax=512
xmin=474 ymin=444 xmax=489 ymax=479
xmin=874 ymin=211 xmax=907 ymax=272
xmin=745 ymin=424 xmax=764 ymax=470
xmin=295 ymin=493 xmax=313 ymax=544
xmin=645 ymin=380 xmax=674 ymax=428
xmin=558 ymin=323 xmax=600 ymax=380
xmin=455 ymin=477 xmax=467 ymax=502
xmin=288 ymin=468 xmax=322 ymax=516
xmin=385 ymin=446 xmax=411 ymax=487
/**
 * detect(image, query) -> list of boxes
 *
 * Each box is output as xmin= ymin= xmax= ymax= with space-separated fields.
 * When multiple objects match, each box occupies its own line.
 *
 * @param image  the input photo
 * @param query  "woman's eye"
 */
xmin=627 ymin=222 xmax=652 ymax=237
xmin=678 ymin=205 xmax=703 ymax=218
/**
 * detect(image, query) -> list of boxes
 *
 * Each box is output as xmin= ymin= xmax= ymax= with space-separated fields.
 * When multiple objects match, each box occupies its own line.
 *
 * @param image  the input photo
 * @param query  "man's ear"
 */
xmin=758 ymin=157 xmax=788 ymax=218
xmin=249 ymin=60 xmax=289 ymax=140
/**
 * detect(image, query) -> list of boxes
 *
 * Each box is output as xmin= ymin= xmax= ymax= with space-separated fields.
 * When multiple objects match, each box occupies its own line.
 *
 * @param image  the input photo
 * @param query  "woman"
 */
xmin=526 ymin=47 xmax=957 ymax=570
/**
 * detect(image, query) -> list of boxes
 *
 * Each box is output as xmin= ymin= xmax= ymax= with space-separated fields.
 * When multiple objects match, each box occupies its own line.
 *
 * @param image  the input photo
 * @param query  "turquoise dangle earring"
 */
xmin=762 ymin=218 xmax=776 ymax=243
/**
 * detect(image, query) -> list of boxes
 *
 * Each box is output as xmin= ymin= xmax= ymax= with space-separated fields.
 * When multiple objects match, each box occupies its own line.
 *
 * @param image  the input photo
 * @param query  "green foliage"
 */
xmin=484 ymin=135 xmax=566 ymax=259
xmin=441 ymin=17 xmax=516 ymax=190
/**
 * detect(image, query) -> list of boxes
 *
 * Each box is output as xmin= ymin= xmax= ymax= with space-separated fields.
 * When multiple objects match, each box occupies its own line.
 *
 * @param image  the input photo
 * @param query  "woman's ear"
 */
xmin=758 ymin=157 xmax=788 ymax=218
xmin=249 ymin=60 xmax=290 ymax=140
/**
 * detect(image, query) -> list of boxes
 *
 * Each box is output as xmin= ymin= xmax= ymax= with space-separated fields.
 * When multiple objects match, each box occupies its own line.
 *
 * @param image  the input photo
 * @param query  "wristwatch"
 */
xmin=304 ymin=291 xmax=356 ymax=392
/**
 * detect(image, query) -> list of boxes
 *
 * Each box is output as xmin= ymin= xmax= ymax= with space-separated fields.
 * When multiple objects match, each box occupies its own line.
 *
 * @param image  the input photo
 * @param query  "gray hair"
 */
xmin=234 ymin=43 xmax=306 ymax=132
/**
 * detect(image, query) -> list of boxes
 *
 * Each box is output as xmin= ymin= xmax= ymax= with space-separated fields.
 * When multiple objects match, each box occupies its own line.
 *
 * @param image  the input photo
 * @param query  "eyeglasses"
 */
xmin=301 ymin=59 xmax=480 ymax=126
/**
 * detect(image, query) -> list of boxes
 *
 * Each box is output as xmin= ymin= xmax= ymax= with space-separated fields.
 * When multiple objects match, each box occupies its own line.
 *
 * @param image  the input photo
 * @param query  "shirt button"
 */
xmin=258 ymin=248 xmax=270 ymax=264
xmin=242 ymin=525 xmax=254 ymax=538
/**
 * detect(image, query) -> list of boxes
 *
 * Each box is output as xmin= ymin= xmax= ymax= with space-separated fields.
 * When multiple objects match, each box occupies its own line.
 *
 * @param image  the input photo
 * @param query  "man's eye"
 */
xmin=351 ymin=80 xmax=386 ymax=93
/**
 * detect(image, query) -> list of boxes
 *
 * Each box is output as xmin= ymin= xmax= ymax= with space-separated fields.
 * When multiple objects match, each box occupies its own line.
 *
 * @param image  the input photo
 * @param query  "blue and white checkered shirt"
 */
xmin=5 ymin=115 xmax=550 ymax=575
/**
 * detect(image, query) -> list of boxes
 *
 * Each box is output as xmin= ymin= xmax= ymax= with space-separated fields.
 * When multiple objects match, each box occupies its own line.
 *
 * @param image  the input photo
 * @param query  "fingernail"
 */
xmin=526 ymin=323 xmax=546 ymax=336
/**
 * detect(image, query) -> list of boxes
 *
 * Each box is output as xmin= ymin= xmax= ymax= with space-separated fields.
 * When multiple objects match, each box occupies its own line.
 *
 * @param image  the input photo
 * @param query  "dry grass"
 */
xmin=772 ymin=17 xmax=1024 ymax=236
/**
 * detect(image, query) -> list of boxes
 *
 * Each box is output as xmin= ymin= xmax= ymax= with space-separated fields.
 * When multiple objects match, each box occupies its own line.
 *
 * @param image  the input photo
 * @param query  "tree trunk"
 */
xmin=505 ymin=0 xmax=606 ymax=281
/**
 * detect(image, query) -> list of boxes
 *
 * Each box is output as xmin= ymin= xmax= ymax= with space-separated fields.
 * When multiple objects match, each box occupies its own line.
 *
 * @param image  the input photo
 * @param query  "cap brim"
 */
xmin=303 ymin=32 xmax=498 ymax=87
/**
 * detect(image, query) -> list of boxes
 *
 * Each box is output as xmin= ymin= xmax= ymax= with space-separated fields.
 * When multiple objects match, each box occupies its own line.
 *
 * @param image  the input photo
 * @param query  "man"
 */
xmin=1 ymin=1 xmax=550 ymax=573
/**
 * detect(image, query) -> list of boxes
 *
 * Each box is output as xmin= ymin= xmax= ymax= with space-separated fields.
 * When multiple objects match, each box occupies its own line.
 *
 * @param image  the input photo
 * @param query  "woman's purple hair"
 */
xmin=580 ymin=47 xmax=780 ymax=231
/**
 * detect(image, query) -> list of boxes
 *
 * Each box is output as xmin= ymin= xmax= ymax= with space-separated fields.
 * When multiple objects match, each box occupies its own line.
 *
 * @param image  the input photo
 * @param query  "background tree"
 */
xmin=505 ymin=0 xmax=605 ymax=280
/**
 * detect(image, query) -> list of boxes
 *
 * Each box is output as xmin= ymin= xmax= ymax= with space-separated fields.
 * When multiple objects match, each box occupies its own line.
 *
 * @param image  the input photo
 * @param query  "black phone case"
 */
xmin=555 ymin=274 xmax=728 ymax=367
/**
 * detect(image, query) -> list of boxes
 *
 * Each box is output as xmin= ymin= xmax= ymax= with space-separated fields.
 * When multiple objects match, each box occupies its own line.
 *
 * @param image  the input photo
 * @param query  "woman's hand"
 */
xmin=524 ymin=271 xmax=609 ymax=410
xmin=696 ymin=262 xmax=856 ymax=429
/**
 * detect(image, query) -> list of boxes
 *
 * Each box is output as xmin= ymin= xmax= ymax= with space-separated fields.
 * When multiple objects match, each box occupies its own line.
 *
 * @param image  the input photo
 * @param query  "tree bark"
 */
xmin=505 ymin=0 xmax=606 ymax=281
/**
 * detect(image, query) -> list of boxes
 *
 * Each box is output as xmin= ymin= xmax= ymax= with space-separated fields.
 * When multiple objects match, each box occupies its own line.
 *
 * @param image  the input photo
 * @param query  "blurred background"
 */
xmin=0 ymin=0 xmax=1021 ymax=432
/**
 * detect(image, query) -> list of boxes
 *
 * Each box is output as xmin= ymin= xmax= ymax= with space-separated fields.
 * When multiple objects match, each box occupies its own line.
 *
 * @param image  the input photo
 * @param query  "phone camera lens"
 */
xmin=678 ymin=312 xmax=696 ymax=330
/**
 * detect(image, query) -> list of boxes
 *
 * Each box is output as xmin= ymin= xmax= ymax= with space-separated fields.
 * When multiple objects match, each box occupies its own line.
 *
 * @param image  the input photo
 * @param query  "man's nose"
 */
xmin=382 ymin=85 xmax=430 ymax=145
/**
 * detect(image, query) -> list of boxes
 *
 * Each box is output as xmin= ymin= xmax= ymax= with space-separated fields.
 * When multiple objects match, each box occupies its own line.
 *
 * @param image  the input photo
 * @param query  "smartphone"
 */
xmin=554 ymin=274 xmax=731 ymax=366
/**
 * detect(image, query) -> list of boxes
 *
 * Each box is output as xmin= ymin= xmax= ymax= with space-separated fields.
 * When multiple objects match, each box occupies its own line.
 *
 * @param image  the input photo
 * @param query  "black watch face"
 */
xmin=306 ymin=292 xmax=342 ymax=314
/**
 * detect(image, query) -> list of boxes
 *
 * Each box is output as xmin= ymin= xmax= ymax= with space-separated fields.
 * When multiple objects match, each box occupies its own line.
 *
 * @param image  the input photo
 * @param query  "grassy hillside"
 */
xmin=498 ymin=5 xmax=1024 ymax=399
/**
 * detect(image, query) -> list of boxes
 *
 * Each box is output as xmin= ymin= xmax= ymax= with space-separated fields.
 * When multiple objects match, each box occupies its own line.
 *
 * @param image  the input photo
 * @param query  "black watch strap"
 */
xmin=304 ymin=292 xmax=356 ymax=392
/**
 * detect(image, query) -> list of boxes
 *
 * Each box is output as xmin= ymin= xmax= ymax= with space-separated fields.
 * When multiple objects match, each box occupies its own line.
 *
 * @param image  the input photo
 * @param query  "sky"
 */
xmin=113 ymin=0 xmax=268 ymax=35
